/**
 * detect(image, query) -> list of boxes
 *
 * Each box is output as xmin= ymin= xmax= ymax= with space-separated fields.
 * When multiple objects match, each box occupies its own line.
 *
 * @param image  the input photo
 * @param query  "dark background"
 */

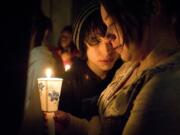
xmin=0 ymin=0 xmax=95 ymax=134
xmin=0 ymin=1 xmax=40 ymax=134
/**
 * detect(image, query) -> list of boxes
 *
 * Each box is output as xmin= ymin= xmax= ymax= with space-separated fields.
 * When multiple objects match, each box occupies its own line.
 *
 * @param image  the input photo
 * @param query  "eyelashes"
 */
xmin=86 ymin=36 xmax=103 ymax=46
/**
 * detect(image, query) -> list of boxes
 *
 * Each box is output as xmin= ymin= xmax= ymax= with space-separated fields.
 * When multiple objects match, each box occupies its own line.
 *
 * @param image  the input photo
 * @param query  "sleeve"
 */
xmin=122 ymin=71 xmax=180 ymax=135
xmin=21 ymin=50 xmax=50 ymax=135
xmin=59 ymin=71 xmax=76 ymax=113
xmin=25 ymin=50 xmax=49 ymax=109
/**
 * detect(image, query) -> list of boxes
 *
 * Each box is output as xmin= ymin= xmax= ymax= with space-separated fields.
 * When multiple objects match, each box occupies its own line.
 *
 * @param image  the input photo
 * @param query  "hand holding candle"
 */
xmin=37 ymin=68 xmax=63 ymax=135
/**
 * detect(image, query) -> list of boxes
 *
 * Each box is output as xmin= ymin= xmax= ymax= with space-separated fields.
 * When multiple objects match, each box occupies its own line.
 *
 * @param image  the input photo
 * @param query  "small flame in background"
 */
xmin=65 ymin=64 xmax=71 ymax=71
xmin=46 ymin=68 xmax=52 ymax=78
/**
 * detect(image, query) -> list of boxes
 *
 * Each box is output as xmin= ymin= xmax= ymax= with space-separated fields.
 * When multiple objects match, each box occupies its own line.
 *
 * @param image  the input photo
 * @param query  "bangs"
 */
xmin=83 ymin=12 xmax=107 ymax=39
xmin=87 ymin=25 xmax=106 ymax=38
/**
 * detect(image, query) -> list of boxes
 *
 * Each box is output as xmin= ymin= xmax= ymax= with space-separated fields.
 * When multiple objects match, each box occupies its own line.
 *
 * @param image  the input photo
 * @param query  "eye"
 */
xmin=86 ymin=36 xmax=101 ymax=46
xmin=105 ymin=33 xmax=116 ymax=41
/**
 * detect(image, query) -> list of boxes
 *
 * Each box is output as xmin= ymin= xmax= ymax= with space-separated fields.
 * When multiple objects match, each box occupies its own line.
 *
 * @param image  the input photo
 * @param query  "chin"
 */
xmin=101 ymin=65 xmax=114 ymax=71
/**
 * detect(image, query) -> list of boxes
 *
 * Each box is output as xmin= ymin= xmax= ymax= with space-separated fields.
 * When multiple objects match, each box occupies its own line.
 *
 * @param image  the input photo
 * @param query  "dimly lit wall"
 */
xmin=41 ymin=0 xmax=95 ymax=46
xmin=42 ymin=0 xmax=73 ymax=46
xmin=72 ymin=0 xmax=94 ymax=20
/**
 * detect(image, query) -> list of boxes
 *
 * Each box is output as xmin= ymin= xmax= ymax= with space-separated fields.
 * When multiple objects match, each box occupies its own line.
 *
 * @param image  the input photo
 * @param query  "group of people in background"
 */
xmin=20 ymin=0 xmax=180 ymax=135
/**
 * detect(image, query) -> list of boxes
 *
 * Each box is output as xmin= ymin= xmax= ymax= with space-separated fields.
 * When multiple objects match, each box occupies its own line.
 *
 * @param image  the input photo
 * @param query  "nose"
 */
xmin=104 ymin=32 xmax=116 ymax=49
xmin=102 ymin=41 xmax=114 ymax=56
xmin=105 ymin=25 xmax=116 ymax=41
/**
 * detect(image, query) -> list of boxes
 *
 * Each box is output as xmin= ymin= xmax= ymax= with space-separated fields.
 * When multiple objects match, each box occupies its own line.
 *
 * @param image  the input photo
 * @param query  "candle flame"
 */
xmin=46 ymin=68 xmax=52 ymax=78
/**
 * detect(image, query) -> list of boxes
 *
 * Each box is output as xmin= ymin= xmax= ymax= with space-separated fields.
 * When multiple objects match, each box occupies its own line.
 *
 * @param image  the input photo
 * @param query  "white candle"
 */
xmin=37 ymin=68 xmax=63 ymax=135
xmin=37 ymin=68 xmax=63 ymax=112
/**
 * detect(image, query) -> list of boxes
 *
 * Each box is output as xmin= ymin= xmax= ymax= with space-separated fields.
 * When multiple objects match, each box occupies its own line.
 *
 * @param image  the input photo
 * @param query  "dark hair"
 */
xmin=100 ymin=0 xmax=180 ymax=44
xmin=32 ymin=15 xmax=52 ymax=47
xmin=73 ymin=3 xmax=106 ymax=60
xmin=60 ymin=25 xmax=73 ymax=34
xmin=57 ymin=25 xmax=76 ymax=53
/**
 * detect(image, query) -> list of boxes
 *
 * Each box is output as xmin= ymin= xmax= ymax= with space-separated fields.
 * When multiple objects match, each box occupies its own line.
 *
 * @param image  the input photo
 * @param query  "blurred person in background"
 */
xmin=55 ymin=25 xmax=80 ymax=71
xmin=20 ymin=13 xmax=64 ymax=135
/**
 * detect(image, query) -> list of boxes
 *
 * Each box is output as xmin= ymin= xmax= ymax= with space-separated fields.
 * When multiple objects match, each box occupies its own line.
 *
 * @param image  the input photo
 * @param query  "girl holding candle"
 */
xmin=54 ymin=0 xmax=180 ymax=135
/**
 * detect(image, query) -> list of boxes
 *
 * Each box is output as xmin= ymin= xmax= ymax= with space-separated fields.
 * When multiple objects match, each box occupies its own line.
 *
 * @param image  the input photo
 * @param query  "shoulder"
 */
xmin=30 ymin=46 xmax=50 ymax=56
xmin=134 ymin=66 xmax=180 ymax=110
xmin=143 ymin=67 xmax=180 ymax=92
xmin=123 ymin=67 xmax=180 ymax=135
xmin=30 ymin=46 xmax=42 ymax=54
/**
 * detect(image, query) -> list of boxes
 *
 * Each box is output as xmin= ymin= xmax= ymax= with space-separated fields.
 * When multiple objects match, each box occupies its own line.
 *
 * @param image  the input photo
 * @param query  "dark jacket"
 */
xmin=59 ymin=58 xmax=121 ymax=120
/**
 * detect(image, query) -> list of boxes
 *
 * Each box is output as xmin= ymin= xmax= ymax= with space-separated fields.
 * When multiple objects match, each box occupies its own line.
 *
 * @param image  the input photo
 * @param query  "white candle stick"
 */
xmin=47 ymin=112 xmax=55 ymax=135
xmin=37 ymin=68 xmax=63 ymax=135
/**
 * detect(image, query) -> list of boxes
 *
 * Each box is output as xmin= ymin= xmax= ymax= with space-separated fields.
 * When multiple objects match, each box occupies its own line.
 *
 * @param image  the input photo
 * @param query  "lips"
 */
xmin=99 ymin=58 xmax=114 ymax=63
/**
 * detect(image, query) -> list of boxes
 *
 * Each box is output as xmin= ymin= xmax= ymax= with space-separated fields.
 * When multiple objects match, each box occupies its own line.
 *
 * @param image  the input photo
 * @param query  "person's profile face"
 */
xmin=100 ymin=5 xmax=123 ymax=52
xmin=100 ymin=4 xmax=133 ymax=62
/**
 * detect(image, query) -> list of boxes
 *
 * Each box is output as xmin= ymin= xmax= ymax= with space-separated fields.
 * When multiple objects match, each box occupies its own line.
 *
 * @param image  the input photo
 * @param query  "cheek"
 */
xmin=121 ymin=45 xmax=131 ymax=61
xmin=121 ymin=43 xmax=140 ymax=62
xmin=116 ymin=25 xmax=124 ymax=44
xmin=87 ymin=48 xmax=96 ymax=60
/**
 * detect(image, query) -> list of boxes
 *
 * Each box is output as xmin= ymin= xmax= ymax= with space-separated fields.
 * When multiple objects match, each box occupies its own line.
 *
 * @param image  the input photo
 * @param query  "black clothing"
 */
xmin=59 ymin=58 xmax=121 ymax=120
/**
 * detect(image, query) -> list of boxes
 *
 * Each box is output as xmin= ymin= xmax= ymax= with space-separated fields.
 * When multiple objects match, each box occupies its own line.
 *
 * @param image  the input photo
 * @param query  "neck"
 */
xmin=87 ymin=61 xmax=107 ymax=79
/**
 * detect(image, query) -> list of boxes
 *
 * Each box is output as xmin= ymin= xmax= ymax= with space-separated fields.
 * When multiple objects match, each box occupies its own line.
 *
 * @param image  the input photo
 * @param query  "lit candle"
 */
xmin=38 ymin=68 xmax=63 ymax=112
xmin=37 ymin=68 xmax=63 ymax=135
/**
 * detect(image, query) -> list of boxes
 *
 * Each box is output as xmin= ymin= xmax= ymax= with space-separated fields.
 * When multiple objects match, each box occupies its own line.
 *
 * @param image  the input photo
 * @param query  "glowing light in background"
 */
xmin=64 ymin=64 xmax=71 ymax=71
